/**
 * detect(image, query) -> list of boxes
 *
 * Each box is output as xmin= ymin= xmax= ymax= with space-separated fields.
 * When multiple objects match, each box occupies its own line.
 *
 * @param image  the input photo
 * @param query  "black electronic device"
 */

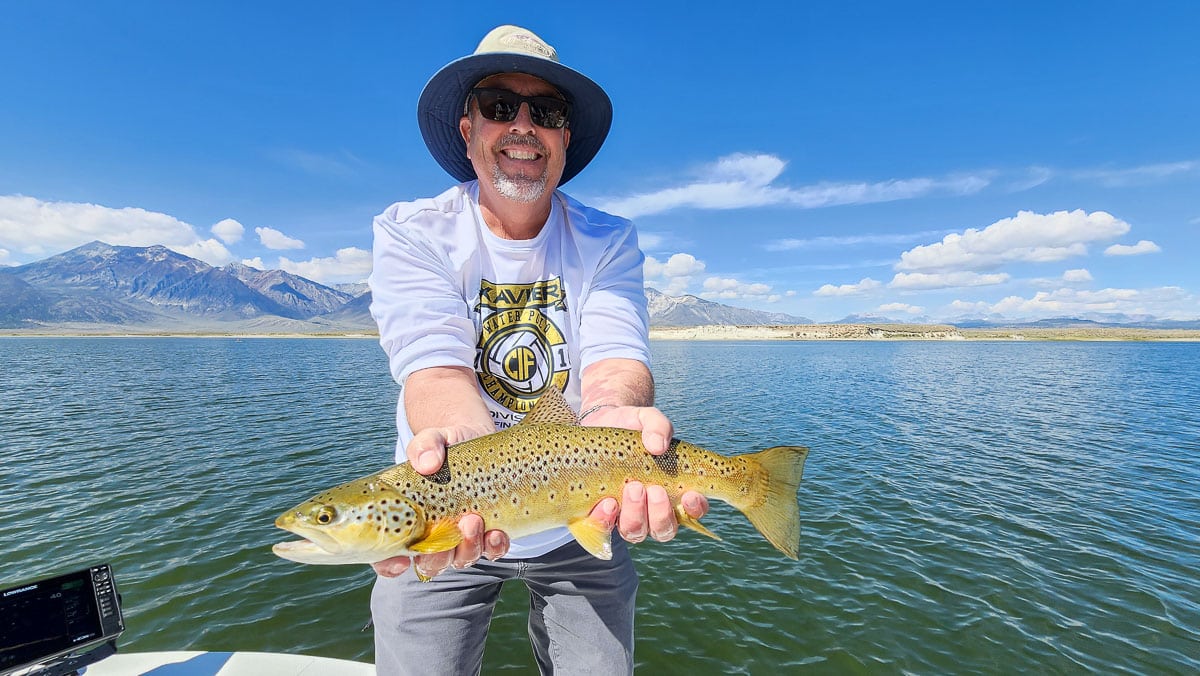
xmin=0 ymin=565 xmax=124 ymax=676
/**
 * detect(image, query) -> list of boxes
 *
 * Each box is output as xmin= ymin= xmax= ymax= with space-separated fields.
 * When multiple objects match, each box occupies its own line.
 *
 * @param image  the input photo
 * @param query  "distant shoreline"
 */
xmin=649 ymin=324 xmax=1200 ymax=341
xmin=4 ymin=324 xmax=1200 ymax=341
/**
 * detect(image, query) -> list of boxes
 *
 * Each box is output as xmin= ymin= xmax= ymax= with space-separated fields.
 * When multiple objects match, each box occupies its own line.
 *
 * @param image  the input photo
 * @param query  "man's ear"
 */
xmin=563 ymin=125 xmax=570 ymax=150
xmin=459 ymin=115 xmax=472 ymax=157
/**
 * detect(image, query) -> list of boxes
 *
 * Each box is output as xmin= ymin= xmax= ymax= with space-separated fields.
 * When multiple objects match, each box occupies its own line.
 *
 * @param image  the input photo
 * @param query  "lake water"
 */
xmin=1 ymin=338 xmax=1197 ymax=673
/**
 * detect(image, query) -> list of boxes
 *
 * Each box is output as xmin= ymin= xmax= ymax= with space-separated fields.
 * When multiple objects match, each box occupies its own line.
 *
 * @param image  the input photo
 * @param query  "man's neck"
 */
xmin=476 ymin=190 xmax=554 ymax=241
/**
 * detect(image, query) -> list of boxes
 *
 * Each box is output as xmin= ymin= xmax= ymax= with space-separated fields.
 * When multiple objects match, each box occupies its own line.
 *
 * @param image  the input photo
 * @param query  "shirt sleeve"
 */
xmin=368 ymin=205 xmax=477 ymax=386
xmin=577 ymin=216 xmax=652 ymax=371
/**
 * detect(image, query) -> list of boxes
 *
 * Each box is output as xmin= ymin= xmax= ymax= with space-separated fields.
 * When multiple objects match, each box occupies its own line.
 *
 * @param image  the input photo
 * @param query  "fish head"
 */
xmin=272 ymin=479 xmax=427 ymax=565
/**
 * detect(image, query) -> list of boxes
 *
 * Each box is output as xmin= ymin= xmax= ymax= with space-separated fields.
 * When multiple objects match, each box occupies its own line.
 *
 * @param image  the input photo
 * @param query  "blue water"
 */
xmin=1 ymin=338 xmax=1198 ymax=672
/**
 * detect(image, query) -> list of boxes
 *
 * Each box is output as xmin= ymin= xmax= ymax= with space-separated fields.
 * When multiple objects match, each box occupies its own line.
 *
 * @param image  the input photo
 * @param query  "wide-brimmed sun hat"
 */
xmin=417 ymin=25 xmax=613 ymax=186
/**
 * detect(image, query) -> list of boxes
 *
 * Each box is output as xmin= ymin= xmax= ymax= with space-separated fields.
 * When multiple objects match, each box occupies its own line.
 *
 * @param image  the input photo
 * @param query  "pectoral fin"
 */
xmin=567 ymin=518 xmax=614 ymax=560
xmin=675 ymin=503 xmax=721 ymax=541
xmin=408 ymin=518 xmax=463 ymax=554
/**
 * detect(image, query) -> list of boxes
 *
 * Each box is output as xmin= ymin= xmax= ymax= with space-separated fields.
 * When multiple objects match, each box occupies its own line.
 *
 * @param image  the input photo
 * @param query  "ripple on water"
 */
xmin=2 ymin=339 xmax=1198 ymax=672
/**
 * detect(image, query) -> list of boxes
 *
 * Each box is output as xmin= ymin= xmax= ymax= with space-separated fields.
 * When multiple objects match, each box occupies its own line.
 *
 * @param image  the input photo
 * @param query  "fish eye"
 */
xmin=315 ymin=506 xmax=337 ymax=525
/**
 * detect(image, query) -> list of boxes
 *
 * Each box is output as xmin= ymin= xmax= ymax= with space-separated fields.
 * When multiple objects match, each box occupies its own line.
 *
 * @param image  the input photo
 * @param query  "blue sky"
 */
xmin=2 ymin=1 xmax=1197 ymax=322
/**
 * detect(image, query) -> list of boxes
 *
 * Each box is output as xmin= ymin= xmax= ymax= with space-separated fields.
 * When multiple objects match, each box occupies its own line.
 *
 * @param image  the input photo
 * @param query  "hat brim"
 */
xmin=417 ymin=53 xmax=612 ymax=186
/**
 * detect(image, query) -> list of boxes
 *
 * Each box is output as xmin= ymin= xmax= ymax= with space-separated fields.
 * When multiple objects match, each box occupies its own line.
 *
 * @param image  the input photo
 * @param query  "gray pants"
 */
xmin=371 ymin=538 xmax=638 ymax=676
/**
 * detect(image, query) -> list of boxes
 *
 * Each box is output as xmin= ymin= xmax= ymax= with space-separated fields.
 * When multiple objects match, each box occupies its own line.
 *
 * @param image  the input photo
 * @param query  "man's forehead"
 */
xmin=475 ymin=72 xmax=563 ymax=97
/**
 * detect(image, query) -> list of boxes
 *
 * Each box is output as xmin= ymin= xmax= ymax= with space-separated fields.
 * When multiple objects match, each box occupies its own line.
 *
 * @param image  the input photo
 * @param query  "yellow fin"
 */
xmin=567 ymin=517 xmax=614 ymax=560
xmin=739 ymin=446 xmax=808 ymax=560
xmin=516 ymin=384 xmax=580 ymax=427
xmin=675 ymin=503 xmax=721 ymax=541
xmin=408 ymin=517 xmax=463 ymax=554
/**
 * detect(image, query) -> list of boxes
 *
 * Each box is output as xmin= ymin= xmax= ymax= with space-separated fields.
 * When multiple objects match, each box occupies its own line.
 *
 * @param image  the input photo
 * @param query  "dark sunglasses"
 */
xmin=469 ymin=87 xmax=571 ymax=129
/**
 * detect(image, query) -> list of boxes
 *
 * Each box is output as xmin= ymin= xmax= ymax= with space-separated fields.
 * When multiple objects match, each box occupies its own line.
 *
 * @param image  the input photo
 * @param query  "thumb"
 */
xmin=406 ymin=430 xmax=448 ymax=475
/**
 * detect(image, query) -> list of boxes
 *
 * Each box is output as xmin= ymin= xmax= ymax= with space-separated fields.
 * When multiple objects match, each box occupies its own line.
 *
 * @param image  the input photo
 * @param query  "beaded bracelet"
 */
xmin=578 ymin=403 xmax=618 ymax=421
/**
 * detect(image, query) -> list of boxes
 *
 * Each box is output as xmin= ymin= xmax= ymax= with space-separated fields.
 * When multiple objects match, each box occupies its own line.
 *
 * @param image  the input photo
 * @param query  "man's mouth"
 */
xmin=502 ymin=148 xmax=542 ymax=161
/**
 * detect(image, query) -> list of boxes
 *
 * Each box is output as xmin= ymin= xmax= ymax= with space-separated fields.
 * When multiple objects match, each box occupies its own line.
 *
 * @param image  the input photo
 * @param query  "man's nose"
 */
xmin=508 ymin=102 xmax=536 ymax=131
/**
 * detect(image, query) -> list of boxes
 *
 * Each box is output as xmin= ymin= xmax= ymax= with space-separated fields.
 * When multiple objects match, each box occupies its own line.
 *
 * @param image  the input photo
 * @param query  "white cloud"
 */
xmin=212 ymin=218 xmax=245 ymax=244
xmin=813 ymin=278 xmax=882 ymax=296
xmin=878 ymin=302 xmax=924 ymax=315
xmin=644 ymin=253 xmax=705 ymax=295
xmin=1073 ymin=161 xmax=1197 ymax=187
xmin=267 ymin=148 xmax=362 ymax=177
xmin=765 ymin=230 xmax=951 ymax=252
xmin=1062 ymin=268 xmax=1093 ymax=283
xmin=0 ymin=194 xmax=235 ymax=266
xmin=1007 ymin=166 xmax=1055 ymax=192
xmin=700 ymin=276 xmax=776 ymax=301
xmin=256 ymin=226 xmax=305 ymax=250
xmin=889 ymin=271 xmax=1010 ymax=290
xmin=988 ymin=286 xmax=1195 ymax=319
xmin=637 ymin=232 xmax=666 ymax=251
xmin=947 ymin=299 xmax=991 ymax=315
xmin=242 ymin=257 xmax=266 ymax=269
xmin=896 ymin=210 xmax=1129 ymax=273
xmin=274 ymin=247 xmax=372 ymax=285
xmin=595 ymin=153 xmax=990 ymax=218
xmin=1009 ymin=161 xmax=1199 ymax=191
xmin=1104 ymin=240 xmax=1161 ymax=256
xmin=0 ymin=248 xmax=11 ymax=266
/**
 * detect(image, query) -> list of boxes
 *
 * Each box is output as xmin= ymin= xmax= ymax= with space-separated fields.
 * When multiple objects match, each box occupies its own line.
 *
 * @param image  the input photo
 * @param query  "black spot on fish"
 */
xmin=423 ymin=463 xmax=452 ymax=485
xmin=651 ymin=441 xmax=681 ymax=476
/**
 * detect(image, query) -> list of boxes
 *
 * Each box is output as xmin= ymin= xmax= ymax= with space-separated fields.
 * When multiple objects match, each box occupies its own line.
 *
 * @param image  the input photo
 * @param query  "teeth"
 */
xmin=505 ymin=150 xmax=539 ymax=160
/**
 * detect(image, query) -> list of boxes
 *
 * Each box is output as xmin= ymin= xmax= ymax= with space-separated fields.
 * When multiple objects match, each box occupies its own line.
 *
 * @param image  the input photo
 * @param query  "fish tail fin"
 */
xmin=740 ymin=445 xmax=808 ymax=560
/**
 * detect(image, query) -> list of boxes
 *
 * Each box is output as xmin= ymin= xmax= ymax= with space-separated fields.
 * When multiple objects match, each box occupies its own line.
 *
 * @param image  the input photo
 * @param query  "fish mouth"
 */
xmin=272 ymin=538 xmax=373 ymax=565
xmin=272 ymin=538 xmax=325 ymax=558
xmin=274 ymin=515 xmax=343 ymax=555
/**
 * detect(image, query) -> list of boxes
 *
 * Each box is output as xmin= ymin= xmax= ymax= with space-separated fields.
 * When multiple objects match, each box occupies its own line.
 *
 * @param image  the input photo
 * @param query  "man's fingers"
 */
xmin=372 ymin=555 xmax=413 ymax=578
xmin=406 ymin=430 xmax=448 ymax=475
xmin=413 ymin=550 xmax=453 ymax=579
xmin=637 ymin=408 xmax=672 ymax=455
xmin=618 ymin=481 xmax=649 ymax=543
xmin=587 ymin=497 xmax=620 ymax=531
xmin=453 ymin=514 xmax=485 ymax=569
xmin=681 ymin=491 xmax=709 ymax=520
xmin=482 ymin=529 xmax=510 ymax=561
xmin=645 ymin=484 xmax=678 ymax=542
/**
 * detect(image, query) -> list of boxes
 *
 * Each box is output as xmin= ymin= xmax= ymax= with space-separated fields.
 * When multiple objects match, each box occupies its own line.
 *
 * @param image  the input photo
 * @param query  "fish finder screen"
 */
xmin=0 ymin=566 xmax=121 ymax=675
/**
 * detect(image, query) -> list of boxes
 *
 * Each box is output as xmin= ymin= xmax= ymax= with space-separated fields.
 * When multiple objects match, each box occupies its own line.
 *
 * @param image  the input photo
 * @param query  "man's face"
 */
xmin=459 ymin=72 xmax=571 ymax=204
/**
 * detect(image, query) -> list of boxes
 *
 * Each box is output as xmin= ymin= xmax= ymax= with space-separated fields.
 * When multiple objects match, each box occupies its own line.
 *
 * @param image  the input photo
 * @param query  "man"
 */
xmin=367 ymin=25 xmax=708 ymax=675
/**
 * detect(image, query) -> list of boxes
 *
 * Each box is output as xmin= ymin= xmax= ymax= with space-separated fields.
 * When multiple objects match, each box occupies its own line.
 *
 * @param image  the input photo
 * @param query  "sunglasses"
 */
xmin=469 ymin=87 xmax=571 ymax=129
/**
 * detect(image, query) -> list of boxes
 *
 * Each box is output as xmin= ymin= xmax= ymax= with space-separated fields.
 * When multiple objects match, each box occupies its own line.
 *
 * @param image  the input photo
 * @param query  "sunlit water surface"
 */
xmin=2 ymin=338 xmax=1197 ymax=673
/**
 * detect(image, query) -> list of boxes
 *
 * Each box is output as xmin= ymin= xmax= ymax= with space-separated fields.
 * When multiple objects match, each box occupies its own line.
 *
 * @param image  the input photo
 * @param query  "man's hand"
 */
xmin=372 ymin=424 xmax=510 ymax=579
xmin=581 ymin=405 xmax=710 ymax=543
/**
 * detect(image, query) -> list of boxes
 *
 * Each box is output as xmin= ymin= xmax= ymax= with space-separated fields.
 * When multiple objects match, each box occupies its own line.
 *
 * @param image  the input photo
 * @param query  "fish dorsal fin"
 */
xmin=516 ymin=384 xmax=579 ymax=427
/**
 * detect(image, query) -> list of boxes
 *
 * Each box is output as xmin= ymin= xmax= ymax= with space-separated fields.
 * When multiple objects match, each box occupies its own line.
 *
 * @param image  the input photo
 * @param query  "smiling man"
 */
xmin=367 ymin=25 xmax=709 ymax=676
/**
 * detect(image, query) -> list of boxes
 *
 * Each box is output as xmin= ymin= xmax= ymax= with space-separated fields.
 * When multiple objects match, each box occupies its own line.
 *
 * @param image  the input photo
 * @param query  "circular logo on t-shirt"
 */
xmin=476 ymin=278 xmax=570 ymax=413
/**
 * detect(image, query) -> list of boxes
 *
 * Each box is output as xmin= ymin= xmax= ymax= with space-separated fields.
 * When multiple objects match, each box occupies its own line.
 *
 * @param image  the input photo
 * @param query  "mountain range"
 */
xmin=0 ymin=242 xmax=812 ymax=332
xmin=3 ymin=242 xmax=1197 ymax=331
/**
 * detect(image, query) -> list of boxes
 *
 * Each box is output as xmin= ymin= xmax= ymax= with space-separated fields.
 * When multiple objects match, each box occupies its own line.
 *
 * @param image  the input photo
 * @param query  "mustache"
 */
xmin=494 ymin=133 xmax=547 ymax=155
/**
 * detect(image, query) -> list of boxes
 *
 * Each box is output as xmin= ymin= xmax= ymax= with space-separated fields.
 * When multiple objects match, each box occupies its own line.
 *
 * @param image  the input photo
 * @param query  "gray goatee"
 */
xmin=491 ymin=134 xmax=550 ymax=203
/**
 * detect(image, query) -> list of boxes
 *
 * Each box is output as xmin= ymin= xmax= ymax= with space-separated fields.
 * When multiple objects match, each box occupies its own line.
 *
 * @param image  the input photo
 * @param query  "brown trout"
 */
xmin=273 ymin=386 xmax=808 ymax=565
